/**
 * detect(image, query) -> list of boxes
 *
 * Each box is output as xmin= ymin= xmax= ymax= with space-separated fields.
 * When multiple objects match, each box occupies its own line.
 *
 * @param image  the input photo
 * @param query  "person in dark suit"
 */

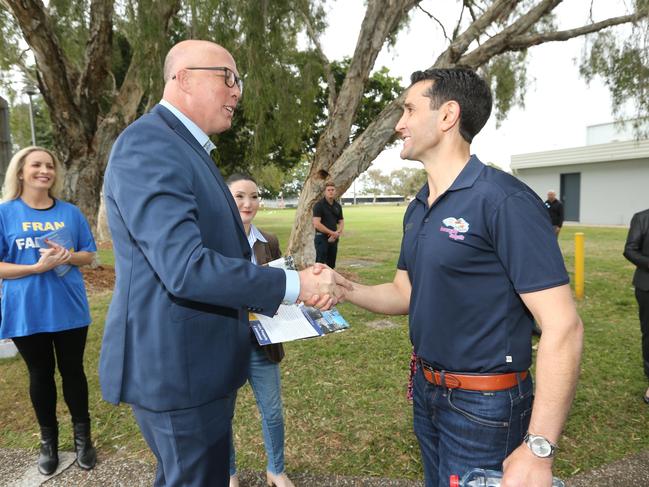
xmin=623 ymin=208 xmax=649 ymax=404
xmin=544 ymin=190 xmax=564 ymax=237
xmin=100 ymin=40 xmax=349 ymax=487
xmin=226 ymin=174 xmax=294 ymax=487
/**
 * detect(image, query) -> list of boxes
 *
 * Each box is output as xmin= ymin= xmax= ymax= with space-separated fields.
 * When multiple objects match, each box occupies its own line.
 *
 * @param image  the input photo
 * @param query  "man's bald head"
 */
xmin=163 ymin=40 xmax=230 ymax=83
xmin=161 ymin=39 xmax=240 ymax=135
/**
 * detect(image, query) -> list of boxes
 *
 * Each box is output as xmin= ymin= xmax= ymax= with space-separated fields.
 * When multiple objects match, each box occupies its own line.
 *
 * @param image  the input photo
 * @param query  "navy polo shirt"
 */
xmin=397 ymin=156 xmax=568 ymax=374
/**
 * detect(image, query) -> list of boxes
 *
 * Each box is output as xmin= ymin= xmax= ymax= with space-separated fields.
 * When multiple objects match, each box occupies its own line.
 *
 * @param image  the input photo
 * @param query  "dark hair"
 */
xmin=409 ymin=68 xmax=492 ymax=143
xmin=225 ymin=173 xmax=257 ymax=186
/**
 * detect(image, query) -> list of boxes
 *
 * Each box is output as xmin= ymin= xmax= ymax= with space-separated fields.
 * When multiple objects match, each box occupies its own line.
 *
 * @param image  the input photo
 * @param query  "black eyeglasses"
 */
xmin=173 ymin=66 xmax=243 ymax=93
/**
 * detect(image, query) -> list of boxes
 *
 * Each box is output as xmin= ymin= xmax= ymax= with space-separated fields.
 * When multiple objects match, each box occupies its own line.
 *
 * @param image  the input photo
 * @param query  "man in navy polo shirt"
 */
xmin=345 ymin=68 xmax=583 ymax=486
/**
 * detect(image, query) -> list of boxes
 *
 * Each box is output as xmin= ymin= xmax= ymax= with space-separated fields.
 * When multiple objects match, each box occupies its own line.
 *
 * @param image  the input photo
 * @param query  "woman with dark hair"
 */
xmin=226 ymin=173 xmax=294 ymax=487
xmin=0 ymin=146 xmax=97 ymax=475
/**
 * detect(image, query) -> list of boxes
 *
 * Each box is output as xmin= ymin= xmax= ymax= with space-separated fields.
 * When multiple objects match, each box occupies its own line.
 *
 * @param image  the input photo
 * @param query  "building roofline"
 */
xmin=510 ymin=139 xmax=649 ymax=170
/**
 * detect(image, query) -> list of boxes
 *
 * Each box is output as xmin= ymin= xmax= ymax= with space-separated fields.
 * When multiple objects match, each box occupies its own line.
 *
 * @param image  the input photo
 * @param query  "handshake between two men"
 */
xmin=297 ymin=263 xmax=352 ymax=310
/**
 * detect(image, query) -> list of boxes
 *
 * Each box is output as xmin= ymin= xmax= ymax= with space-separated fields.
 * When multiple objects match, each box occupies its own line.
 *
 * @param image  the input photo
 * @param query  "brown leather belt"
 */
xmin=418 ymin=359 xmax=528 ymax=391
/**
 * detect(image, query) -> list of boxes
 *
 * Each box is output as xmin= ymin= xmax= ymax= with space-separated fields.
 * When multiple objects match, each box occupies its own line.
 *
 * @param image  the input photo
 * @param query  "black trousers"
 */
xmin=314 ymin=234 xmax=339 ymax=269
xmin=635 ymin=288 xmax=649 ymax=379
xmin=13 ymin=326 xmax=90 ymax=427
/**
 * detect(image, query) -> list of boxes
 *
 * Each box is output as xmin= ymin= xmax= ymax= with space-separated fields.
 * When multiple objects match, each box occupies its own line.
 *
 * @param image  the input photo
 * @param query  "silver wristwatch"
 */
xmin=524 ymin=433 xmax=557 ymax=458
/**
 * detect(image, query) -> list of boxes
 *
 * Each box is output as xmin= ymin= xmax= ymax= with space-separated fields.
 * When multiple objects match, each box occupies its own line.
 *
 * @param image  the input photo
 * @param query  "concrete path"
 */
xmin=1 ymin=447 xmax=648 ymax=486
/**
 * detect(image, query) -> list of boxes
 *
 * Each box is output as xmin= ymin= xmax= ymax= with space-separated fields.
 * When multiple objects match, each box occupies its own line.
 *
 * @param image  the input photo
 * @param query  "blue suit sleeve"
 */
xmin=104 ymin=125 xmax=285 ymax=314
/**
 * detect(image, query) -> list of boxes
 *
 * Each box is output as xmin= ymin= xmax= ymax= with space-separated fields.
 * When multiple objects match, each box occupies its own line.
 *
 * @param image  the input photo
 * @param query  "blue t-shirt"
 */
xmin=397 ymin=156 xmax=569 ymax=374
xmin=0 ymin=198 xmax=97 ymax=338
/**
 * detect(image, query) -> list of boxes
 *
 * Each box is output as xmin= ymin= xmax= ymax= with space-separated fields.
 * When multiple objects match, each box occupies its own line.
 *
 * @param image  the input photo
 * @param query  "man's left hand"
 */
xmin=501 ymin=444 xmax=554 ymax=487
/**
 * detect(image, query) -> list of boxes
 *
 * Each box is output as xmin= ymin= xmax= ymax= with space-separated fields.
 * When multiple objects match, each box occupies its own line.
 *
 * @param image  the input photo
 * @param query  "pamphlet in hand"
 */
xmin=35 ymin=227 xmax=73 ymax=277
xmin=249 ymin=255 xmax=351 ymax=345
xmin=302 ymin=306 xmax=350 ymax=334
xmin=250 ymin=306 xmax=323 ymax=345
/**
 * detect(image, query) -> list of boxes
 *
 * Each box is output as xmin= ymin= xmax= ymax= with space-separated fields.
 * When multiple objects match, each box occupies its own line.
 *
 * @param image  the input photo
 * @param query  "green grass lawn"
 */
xmin=0 ymin=205 xmax=647 ymax=480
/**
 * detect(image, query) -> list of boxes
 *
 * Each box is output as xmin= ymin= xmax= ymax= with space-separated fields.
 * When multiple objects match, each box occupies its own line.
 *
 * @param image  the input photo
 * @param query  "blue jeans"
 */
xmin=412 ymin=367 xmax=533 ymax=487
xmin=230 ymin=346 xmax=286 ymax=475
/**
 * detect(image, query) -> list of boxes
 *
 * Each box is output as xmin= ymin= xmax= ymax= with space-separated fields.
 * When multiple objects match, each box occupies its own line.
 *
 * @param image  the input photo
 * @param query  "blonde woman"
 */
xmin=0 ymin=147 xmax=97 ymax=474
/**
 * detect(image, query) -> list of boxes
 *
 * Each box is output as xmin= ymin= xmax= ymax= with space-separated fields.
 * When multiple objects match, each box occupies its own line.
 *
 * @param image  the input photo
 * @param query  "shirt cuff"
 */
xmin=282 ymin=269 xmax=300 ymax=304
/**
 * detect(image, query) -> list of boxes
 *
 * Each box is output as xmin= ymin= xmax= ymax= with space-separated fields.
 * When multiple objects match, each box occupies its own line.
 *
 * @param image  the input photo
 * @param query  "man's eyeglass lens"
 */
xmin=183 ymin=67 xmax=243 ymax=93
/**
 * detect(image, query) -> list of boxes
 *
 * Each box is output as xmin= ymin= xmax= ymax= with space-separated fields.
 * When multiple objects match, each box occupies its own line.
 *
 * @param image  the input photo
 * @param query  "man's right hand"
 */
xmin=298 ymin=264 xmax=352 ymax=309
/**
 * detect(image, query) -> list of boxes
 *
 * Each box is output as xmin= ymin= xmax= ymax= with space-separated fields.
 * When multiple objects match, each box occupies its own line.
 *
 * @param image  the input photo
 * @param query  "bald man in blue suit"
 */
xmin=100 ymin=40 xmax=349 ymax=487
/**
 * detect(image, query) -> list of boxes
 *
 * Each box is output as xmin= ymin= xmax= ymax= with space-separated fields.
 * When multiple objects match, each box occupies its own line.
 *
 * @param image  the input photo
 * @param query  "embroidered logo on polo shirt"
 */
xmin=440 ymin=217 xmax=469 ymax=241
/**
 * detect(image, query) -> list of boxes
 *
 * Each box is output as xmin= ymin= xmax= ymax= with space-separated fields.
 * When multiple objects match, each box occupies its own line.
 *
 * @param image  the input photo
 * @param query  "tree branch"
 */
xmin=508 ymin=13 xmax=645 ymax=49
xmin=12 ymin=49 xmax=37 ymax=85
xmin=434 ymin=0 xmax=521 ymax=67
xmin=417 ymin=4 xmax=451 ymax=43
xmin=444 ymin=0 xmax=562 ymax=69
xmin=314 ymin=0 xmax=420 ymax=169
xmin=451 ymin=3 xmax=467 ymax=40
xmin=459 ymin=12 xmax=646 ymax=68
xmin=299 ymin=8 xmax=337 ymax=112
xmin=77 ymin=0 xmax=115 ymax=134
xmin=330 ymin=90 xmax=405 ymax=189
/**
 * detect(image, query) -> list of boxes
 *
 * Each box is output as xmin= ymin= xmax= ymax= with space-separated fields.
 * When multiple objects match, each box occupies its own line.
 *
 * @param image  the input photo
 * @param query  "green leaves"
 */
xmin=482 ymin=50 xmax=528 ymax=125
xmin=580 ymin=25 xmax=649 ymax=137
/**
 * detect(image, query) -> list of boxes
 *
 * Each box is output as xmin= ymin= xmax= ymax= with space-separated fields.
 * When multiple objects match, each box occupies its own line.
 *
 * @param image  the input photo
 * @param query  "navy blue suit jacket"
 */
xmin=99 ymin=104 xmax=286 ymax=411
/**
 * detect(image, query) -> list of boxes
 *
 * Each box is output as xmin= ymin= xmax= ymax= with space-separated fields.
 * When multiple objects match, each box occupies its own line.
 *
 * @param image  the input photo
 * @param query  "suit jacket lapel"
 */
xmin=253 ymin=240 xmax=269 ymax=265
xmin=152 ymin=104 xmax=249 ymax=248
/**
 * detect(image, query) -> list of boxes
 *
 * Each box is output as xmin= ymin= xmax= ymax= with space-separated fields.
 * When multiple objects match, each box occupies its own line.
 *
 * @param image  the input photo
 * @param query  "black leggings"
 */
xmin=12 ymin=327 xmax=90 ymax=427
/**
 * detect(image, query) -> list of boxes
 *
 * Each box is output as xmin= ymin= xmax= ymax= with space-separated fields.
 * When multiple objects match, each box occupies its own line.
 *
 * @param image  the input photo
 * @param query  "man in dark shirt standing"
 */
xmin=312 ymin=182 xmax=344 ymax=268
xmin=545 ymin=190 xmax=564 ymax=236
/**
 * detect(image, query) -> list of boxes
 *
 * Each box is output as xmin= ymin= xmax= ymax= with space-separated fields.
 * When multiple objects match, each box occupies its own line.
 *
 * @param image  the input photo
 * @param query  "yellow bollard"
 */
xmin=574 ymin=232 xmax=585 ymax=300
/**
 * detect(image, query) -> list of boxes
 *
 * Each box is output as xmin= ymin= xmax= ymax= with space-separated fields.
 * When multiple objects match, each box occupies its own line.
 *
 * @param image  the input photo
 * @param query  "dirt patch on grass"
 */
xmin=335 ymin=267 xmax=361 ymax=282
xmin=81 ymin=265 xmax=115 ymax=294
xmin=338 ymin=258 xmax=377 ymax=269
xmin=366 ymin=319 xmax=400 ymax=330
xmin=97 ymin=240 xmax=113 ymax=250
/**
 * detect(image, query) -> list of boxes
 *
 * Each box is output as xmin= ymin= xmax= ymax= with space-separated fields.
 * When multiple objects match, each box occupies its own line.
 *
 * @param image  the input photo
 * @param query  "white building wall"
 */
xmin=515 ymin=158 xmax=649 ymax=226
xmin=586 ymin=120 xmax=649 ymax=145
xmin=513 ymin=168 xmax=558 ymax=204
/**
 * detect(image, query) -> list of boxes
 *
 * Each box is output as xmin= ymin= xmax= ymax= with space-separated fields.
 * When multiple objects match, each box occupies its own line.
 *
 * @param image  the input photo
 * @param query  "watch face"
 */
xmin=530 ymin=436 xmax=552 ymax=457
